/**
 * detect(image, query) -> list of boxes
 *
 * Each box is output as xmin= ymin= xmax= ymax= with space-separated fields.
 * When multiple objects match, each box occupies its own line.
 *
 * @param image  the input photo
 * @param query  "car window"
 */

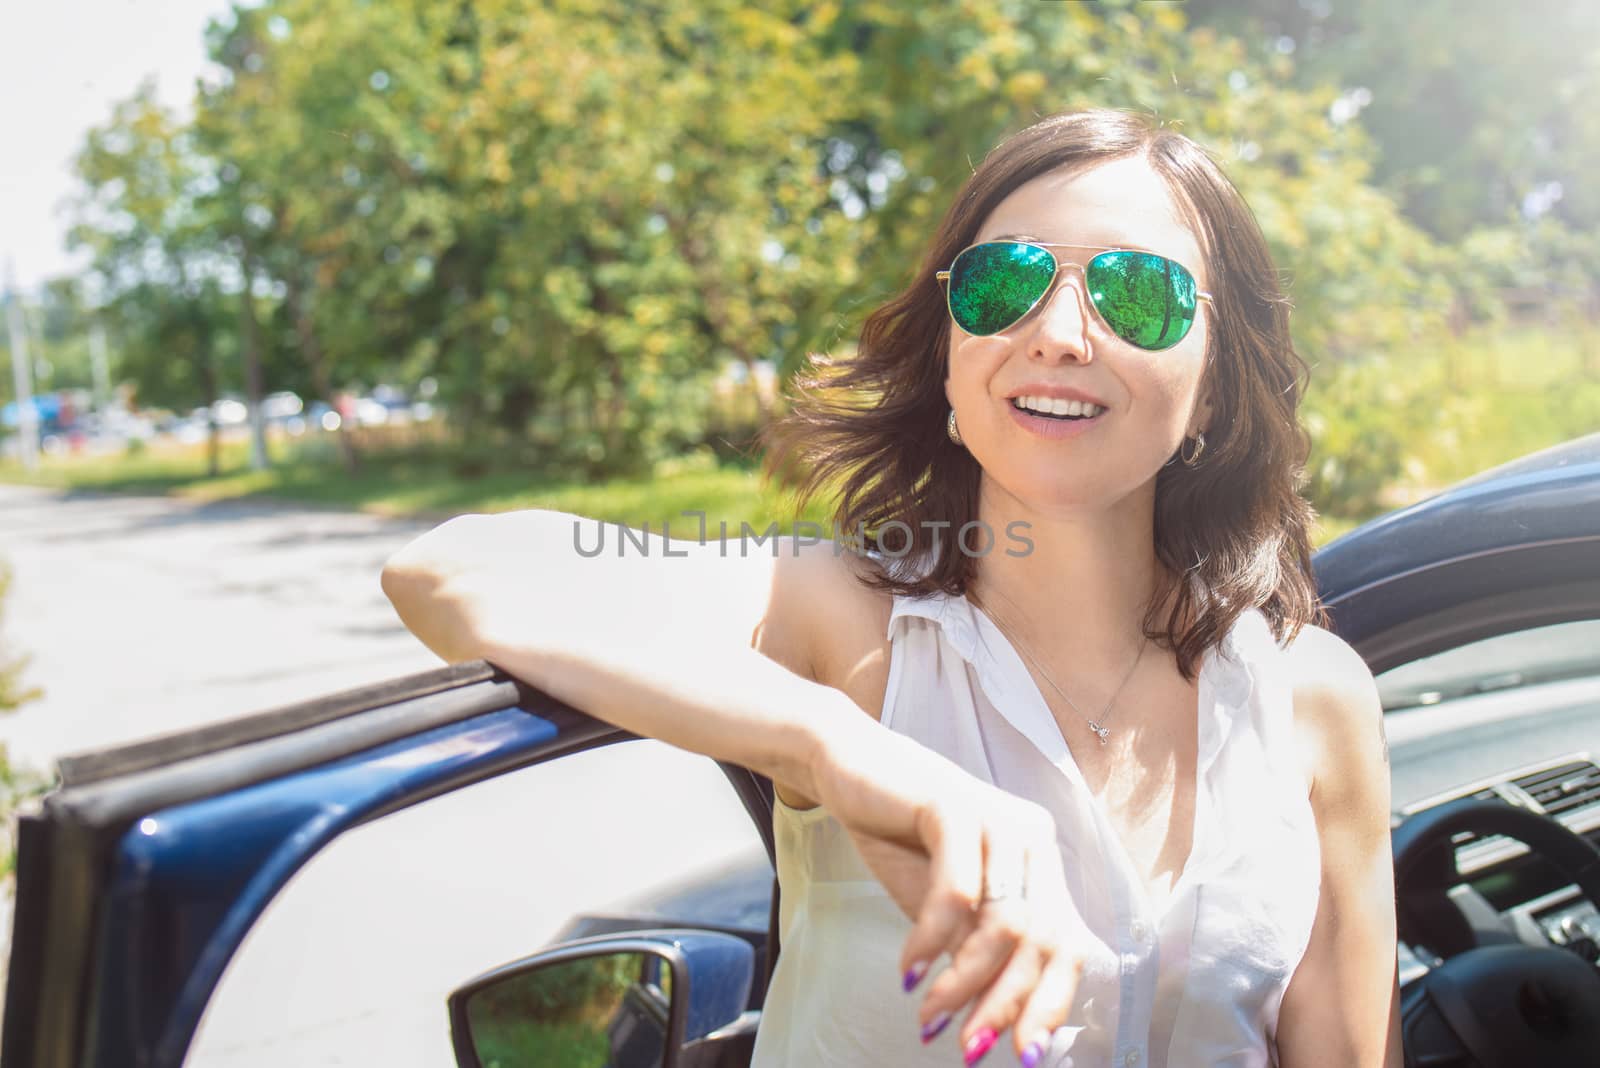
xmin=1377 ymin=619 xmax=1600 ymax=712
xmin=1377 ymin=618 xmax=1600 ymax=814
xmin=185 ymin=738 xmax=768 ymax=1066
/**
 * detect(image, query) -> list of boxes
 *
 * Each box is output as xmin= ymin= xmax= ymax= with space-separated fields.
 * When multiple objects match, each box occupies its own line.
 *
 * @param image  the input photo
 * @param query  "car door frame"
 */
xmin=2 ymin=660 xmax=777 ymax=1068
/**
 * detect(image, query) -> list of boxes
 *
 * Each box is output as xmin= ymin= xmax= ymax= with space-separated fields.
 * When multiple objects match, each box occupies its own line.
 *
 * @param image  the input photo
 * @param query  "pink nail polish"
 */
xmin=921 ymin=1011 xmax=951 ymax=1043
xmin=964 ymin=1027 xmax=998 ymax=1066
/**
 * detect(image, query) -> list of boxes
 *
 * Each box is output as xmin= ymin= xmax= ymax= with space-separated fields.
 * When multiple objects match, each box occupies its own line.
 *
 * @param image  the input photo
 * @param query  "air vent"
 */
xmin=1515 ymin=760 xmax=1600 ymax=818
xmin=1400 ymin=754 xmax=1600 ymax=876
xmin=1449 ymin=787 xmax=1504 ymax=847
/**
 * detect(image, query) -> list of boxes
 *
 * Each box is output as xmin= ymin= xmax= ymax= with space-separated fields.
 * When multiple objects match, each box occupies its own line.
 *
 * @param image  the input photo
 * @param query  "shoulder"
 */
xmin=752 ymin=538 xmax=895 ymax=693
xmin=1279 ymin=622 xmax=1390 ymax=817
xmin=1282 ymin=622 xmax=1380 ymax=717
xmin=755 ymin=541 xmax=896 ymax=811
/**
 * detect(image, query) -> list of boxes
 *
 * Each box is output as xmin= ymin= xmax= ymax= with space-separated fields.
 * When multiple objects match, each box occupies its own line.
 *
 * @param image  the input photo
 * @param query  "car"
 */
xmin=5 ymin=433 xmax=1600 ymax=1068
xmin=261 ymin=392 xmax=304 ymax=423
xmin=209 ymin=398 xmax=250 ymax=428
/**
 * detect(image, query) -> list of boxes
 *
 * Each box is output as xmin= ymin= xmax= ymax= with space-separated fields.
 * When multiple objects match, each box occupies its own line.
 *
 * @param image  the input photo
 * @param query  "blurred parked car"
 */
xmin=161 ymin=409 xmax=215 ymax=445
xmin=261 ymin=391 xmax=303 ymax=422
xmin=351 ymin=385 xmax=429 ymax=427
xmin=305 ymin=400 xmax=341 ymax=432
xmin=69 ymin=408 xmax=156 ymax=454
xmin=260 ymin=391 xmax=307 ymax=435
xmin=210 ymin=397 xmax=250 ymax=427
xmin=7 ymin=435 xmax=1600 ymax=1067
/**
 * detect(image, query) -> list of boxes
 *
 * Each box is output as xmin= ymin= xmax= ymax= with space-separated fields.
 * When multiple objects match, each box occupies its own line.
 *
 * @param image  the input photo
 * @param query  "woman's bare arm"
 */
xmin=1277 ymin=625 xmax=1404 ymax=1067
xmin=381 ymin=509 xmax=852 ymax=799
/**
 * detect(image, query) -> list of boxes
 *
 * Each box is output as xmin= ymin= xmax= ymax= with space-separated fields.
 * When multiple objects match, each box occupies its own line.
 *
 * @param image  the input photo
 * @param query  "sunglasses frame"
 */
xmin=935 ymin=240 xmax=1215 ymax=347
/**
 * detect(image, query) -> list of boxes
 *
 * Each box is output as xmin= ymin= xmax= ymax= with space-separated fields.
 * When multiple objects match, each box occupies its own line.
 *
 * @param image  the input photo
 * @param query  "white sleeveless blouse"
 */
xmin=749 ymin=581 xmax=1321 ymax=1068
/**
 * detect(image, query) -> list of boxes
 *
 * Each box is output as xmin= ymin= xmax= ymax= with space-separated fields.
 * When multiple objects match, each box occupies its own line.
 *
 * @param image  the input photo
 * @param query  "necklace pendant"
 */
xmin=1088 ymin=722 xmax=1110 ymax=744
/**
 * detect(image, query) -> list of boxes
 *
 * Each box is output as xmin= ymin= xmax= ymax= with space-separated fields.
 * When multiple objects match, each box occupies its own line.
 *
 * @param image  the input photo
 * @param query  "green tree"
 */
xmin=67 ymin=84 xmax=246 ymax=475
xmin=196 ymin=2 xmax=465 ymax=471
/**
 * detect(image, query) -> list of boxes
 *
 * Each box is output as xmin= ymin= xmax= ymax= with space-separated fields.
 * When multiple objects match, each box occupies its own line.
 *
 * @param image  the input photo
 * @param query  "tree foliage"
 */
xmin=1193 ymin=0 xmax=1600 ymax=237
xmin=56 ymin=0 xmax=1596 ymax=488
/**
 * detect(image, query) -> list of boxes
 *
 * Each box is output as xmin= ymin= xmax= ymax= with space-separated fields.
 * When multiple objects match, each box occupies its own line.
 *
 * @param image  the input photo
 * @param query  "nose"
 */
xmin=1028 ymin=266 xmax=1094 ymax=365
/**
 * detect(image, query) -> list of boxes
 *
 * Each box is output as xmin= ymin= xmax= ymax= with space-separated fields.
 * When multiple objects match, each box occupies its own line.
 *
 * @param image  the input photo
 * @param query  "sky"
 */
xmin=0 ymin=0 xmax=235 ymax=295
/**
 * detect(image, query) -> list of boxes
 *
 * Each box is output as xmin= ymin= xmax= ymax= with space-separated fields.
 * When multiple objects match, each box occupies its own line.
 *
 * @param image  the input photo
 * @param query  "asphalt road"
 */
xmin=0 ymin=485 xmax=765 ymax=1066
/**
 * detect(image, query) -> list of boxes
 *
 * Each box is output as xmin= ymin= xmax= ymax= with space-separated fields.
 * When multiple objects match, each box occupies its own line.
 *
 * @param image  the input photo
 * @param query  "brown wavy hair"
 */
xmin=757 ymin=107 xmax=1326 ymax=679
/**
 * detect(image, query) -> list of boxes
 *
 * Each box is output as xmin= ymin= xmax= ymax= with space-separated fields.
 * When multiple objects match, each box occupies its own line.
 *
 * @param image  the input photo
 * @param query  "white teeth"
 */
xmin=1012 ymin=395 xmax=1104 ymax=418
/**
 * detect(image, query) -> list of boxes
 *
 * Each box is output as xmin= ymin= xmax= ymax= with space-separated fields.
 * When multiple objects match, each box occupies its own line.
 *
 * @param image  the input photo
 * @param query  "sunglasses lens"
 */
xmin=1085 ymin=250 xmax=1200 ymax=351
xmin=947 ymin=242 xmax=1056 ymax=336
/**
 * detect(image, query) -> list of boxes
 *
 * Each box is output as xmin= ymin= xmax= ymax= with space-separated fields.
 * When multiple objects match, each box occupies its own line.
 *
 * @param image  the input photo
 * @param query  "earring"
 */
xmin=1181 ymin=429 xmax=1207 ymax=466
xmin=947 ymin=408 xmax=964 ymax=446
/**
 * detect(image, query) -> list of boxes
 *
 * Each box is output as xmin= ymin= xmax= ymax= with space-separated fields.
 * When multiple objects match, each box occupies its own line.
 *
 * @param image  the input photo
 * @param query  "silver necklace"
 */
xmin=971 ymin=584 xmax=1148 ymax=745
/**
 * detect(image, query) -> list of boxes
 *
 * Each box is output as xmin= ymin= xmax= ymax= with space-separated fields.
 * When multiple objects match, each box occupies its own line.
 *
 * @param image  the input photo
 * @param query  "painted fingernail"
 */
xmin=1020 ymin=1040 xmax=1045 ymax=1068
xmin=903 ymin=960 xmax=929 ymax=992
xmin=964 ymin=1027 xmax=998 ymax=1066
xmin=920 ymin=1011 xmax=952 ymax=1043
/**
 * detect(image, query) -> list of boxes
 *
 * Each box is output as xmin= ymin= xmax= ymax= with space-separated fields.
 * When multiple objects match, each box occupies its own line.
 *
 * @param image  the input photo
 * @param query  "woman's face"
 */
xmin=944 ymin=154 xmax=1215 ymax=517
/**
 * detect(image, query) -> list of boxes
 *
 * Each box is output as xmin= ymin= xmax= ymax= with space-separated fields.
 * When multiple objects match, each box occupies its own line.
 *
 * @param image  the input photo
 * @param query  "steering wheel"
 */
xmin=1393 ymin=797 xmax=1600 ymax=1068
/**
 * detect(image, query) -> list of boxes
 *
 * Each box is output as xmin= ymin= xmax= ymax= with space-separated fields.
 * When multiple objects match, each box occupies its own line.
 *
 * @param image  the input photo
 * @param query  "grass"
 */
xmin=1298 ymin=319 xmax=1600 ymax=526
xmin=0 ymin=433 xmax=835 ymax=533
xmin=1401 ymin=322 xmax=1600 ymax=487
xmin=472 ymin=1016 xmax=611 ymax=1067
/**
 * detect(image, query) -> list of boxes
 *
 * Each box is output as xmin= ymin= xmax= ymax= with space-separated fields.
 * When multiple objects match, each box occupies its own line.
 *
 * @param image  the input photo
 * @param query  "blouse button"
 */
xmin=1125 ymin=1050 xmax=1142 ymax=1066
xmin=1130 ymin=920 xmax=1147 ymax=941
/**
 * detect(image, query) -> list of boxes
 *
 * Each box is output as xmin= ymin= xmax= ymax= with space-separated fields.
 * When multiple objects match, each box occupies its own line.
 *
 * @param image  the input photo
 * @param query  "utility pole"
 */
xmin=238 ymin=252 xmax=269 ymax=471
xmin=3 ymin=261 xmax=39 ymax=472
xmin=89 ymin=321 xmax=112 ymax=412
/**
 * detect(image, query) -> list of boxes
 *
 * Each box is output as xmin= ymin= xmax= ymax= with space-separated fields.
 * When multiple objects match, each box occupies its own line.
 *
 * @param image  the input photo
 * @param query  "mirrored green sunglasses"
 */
xmin=936 ymin=240 xmax=1213 ymax=351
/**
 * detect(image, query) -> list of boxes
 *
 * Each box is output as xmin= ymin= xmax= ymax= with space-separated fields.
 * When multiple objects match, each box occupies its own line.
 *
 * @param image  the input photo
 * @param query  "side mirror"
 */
xmin=448 ymin=929 xmax=758 ymax=1068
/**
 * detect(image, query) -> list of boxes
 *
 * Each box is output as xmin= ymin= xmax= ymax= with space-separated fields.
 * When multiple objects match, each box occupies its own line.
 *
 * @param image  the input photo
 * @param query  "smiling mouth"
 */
xmin=1009 ymin=397 xmax=1106 ymax=421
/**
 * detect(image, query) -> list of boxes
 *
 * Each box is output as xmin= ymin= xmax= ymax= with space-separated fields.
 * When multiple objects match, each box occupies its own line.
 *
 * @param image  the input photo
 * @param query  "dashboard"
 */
xmin=1385 ymin=666 xmax=1600 ymax=983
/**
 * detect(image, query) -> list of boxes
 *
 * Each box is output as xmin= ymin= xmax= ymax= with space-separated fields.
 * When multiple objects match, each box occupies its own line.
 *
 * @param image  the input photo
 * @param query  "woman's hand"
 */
xmin=813 ymin=728 xmax=1086 ymax=1065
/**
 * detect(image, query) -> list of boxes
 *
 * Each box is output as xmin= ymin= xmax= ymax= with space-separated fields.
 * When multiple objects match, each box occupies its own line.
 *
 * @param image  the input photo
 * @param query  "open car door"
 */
xmin=2 ymin=661 xmax=778 ymax=1068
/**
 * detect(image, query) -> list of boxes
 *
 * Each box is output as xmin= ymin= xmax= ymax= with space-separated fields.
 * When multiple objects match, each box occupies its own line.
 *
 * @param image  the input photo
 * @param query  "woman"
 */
xmin=383 ymin=108 xmax=1403 ymax=1067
